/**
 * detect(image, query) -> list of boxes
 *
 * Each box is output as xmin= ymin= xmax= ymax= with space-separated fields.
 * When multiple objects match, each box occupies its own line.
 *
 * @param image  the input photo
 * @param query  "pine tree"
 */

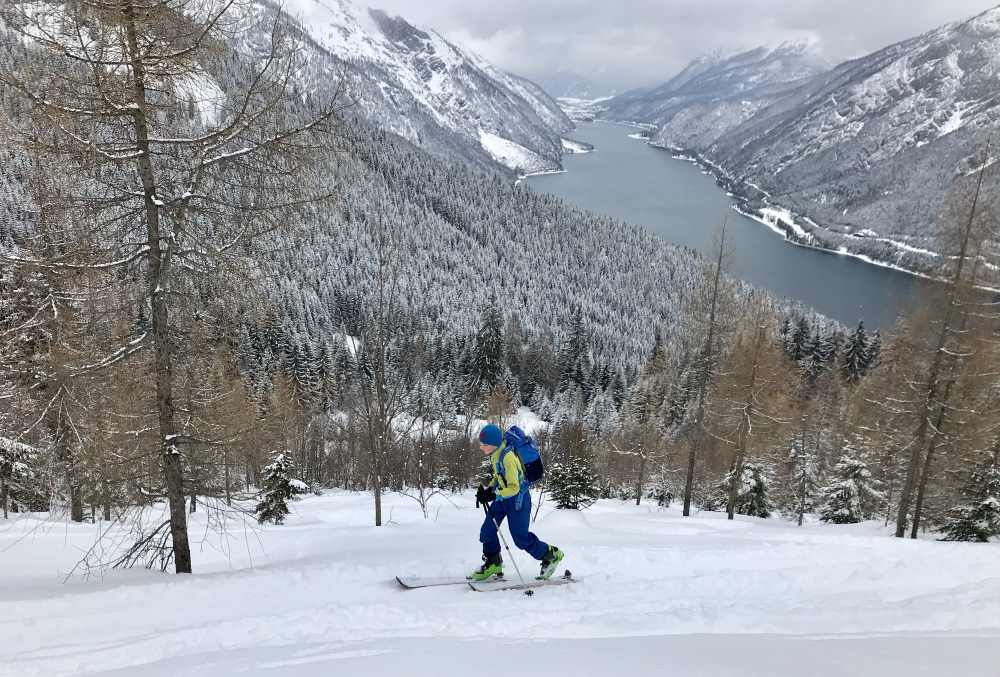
xmin=468 ymin=305 xmax=505 ymax=397
xmin=818 ymin=457 xmax=884 ymax=524
xmin=866 ymin=330 xmax=882 ymax=370
xmin=840 ymin=321 xmax=870 ymax=385
xmin=584 ymin=388 xmax=619 ymax=437
xmin=255 ymin=452 xmax=310 ymax=525
xmin=798 ymin=329 xmax=825 ymax=385
xmin=708 ymin=463 xmax=772 ymax=518
xmin=939 ymin=451 xmax=1000 ymax=542
xmin=785 ymin=316 xmax=811 ymax=362
xmin=548 ymin=455 xmax=599 ymax=510
xmin=0 ymin=436 xmax=36 ymax=519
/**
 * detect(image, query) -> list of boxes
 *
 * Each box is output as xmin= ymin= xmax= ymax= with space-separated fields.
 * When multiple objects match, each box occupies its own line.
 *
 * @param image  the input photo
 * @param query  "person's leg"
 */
xmin=479 ymin=499 xmax=507 ymax=558
xmin=505 ymin=491 xmax=549 ymax=560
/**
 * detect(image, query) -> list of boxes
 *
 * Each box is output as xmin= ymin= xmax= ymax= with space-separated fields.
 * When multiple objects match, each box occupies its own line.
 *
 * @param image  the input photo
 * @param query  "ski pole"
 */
xmin=482 ymin=501 xmax=533 ymax=596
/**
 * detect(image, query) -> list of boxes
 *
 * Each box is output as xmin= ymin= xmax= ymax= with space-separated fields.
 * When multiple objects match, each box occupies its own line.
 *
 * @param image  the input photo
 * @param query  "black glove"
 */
xmin=476 ymin=484 xmax=496 ymax=508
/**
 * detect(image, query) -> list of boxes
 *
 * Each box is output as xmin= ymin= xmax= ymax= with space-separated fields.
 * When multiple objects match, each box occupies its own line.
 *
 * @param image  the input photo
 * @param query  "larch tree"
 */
xmin=680 ymin=223 xmax=736 ymax=516
xmin=895 ymin=144 xmax=998 ymax=539
xmin=713 ymin=299 xmax=791 ymax=520
xmin=0 ymin=0 xmax=343 ymax=571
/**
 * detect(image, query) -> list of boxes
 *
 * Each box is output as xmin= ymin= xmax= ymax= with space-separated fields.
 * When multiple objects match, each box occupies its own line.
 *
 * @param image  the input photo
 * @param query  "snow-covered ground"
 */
xmin=561 ymin=138 xmax=594 ymax=154
xmin=2 ymin=493 xmax=999 ymax=676
xmin=479 ymin=130 xmax=554 ymax=174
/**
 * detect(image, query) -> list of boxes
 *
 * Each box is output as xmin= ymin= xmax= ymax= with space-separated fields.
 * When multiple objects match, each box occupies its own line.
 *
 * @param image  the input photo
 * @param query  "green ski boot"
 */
xmin=468 ymin=554 xmax=503 ymax=582
xmin=538 ymin=545 xmax=565 ymax=580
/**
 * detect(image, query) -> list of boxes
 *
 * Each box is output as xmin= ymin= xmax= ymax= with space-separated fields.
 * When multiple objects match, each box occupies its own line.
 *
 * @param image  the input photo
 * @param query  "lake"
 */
xmin=526 ymin=121 xmax=921 ymax=328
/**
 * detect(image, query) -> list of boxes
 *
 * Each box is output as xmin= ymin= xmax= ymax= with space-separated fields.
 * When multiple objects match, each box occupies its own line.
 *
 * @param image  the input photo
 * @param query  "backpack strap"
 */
xmin=495 ymin=446 xmax=526 ymax=494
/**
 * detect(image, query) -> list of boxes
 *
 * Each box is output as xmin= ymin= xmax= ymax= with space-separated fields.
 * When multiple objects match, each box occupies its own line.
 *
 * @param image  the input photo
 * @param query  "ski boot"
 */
xmin=538 ymin=545 xmax=565 ymax=580
xmin=468 ymin=553 xmax=503 ymax=582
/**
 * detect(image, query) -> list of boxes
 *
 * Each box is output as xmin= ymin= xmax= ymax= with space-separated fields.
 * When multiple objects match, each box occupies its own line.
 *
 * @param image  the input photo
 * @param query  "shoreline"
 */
xmin=644 ymin=139 xmax=952 ymax=286
xmin=514 ymin=167 xmax=567 ymax=186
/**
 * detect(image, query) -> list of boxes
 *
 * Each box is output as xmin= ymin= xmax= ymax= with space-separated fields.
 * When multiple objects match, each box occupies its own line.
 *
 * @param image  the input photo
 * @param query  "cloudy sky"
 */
xmin=357 ymin=0 xmax=998 ymax=93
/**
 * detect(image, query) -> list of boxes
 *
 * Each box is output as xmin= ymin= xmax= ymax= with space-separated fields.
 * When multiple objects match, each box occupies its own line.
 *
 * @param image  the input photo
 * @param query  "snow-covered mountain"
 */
xmin=604 ymin=42 xmax=830 ymax=146
xmin=607 ymin=7 xmax=1000 ymax=273
xmin=535 ymin=71 xmax=619 ymax=100
xmin=696 ymin=6 xmax=1000 ymax=271
xmin=270 ymin=0 xmax=573 ymax=175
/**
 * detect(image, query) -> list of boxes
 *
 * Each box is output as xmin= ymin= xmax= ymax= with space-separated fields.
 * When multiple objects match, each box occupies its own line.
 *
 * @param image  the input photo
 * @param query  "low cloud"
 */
xmin=361 ymin=0 xmax=999 ymax=90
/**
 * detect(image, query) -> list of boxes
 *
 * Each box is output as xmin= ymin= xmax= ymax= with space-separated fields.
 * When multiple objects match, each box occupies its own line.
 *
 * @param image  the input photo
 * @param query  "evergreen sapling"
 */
xmin=939 ymin=453 xmax=1000 ymax=542
xmin=818 ymin=457 xmax=884 ymax=524
xmin=256 ymin=452 xmax=310 ymax=525
xmin=548 ymin=455 xmax=599 ymax=510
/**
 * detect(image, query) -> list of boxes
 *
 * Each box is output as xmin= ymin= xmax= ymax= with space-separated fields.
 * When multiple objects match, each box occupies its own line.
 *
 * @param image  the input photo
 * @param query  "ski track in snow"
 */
xmin=2 ymin=493 xmax=999 ymax=676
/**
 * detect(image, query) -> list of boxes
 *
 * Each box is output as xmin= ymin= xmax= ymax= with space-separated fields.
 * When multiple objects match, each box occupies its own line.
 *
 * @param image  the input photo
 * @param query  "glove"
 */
xmin=476 ymin=484 xmax=496 ymax=508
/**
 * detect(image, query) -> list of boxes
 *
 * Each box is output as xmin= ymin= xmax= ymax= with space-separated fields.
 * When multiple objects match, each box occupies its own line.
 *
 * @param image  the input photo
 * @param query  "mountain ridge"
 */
xmin=269 ymin=0 xmax=573 ymax=175
xmin=601 ymin=5 xmax=1000 ymax=275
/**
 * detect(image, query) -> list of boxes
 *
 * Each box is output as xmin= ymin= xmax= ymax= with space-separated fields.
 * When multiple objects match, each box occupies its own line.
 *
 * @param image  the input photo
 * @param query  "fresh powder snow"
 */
xmin=2 ymin=492 xmax=999 ymax=676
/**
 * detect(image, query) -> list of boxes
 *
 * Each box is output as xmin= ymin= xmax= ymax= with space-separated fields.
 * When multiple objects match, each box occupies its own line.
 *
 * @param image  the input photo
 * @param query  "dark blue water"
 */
xmin=527 ymin=121 xmax=920 ymax=328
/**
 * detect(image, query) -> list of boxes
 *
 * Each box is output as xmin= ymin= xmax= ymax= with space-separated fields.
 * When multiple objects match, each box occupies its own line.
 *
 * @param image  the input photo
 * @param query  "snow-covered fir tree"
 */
xmin=840 ymin=321 xmax=870 ymax=384
xmin=0 ymin=436 xmax=36 ymax=518
xmin=818 ymin=457 xmax=884 ymax=524
xmin=256 ymin=452 xmax=311 ymax=525
xmin=468 ymin=304 xmax=505 ymax=398
xmin=706 ymin=463 xmax=773 ymax=518
xmin=939 ymin=451 xmax=1000 ymax=542
xmin=798 ymin=329 xmax=826 ymax=385
xmin=548 ymin=455 xmax=599 ymax=510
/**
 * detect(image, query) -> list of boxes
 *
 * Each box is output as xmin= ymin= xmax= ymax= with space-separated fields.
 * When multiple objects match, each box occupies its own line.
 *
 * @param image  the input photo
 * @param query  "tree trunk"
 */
xmin=70 ymin=484 xmax=84 ymax=523
xmin=1 ymin=480 xmax=8 ymax=519
xmin=103 ymin=500 xmax=111 ymax=522
xmin=224 ymin=446 xmax=232 ymax=507
xmin=727 ymin=324 xmax=763 ymax=520
xmin=190 ymin=493 xmax=198 ymax=514
xmin=635 ymin=452 xmax=646 ymax=506
xmin=895 ymin=156 xmax=985 ymax=539
xmin=123 ymin=3 xmax=190 ymax=573
xmin=683 ymin=225 xmax=727 ymax=517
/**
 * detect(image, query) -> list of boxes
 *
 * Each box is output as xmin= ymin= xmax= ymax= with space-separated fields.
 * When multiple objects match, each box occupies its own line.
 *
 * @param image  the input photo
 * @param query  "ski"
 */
xmin=468 ymin=571 xmax=577 ymax=593
xmin=396 ymin=575 xmax=501 ymax=589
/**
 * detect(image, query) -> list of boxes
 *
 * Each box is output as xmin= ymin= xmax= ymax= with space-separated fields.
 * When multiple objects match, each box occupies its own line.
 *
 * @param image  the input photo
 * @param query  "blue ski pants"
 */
xmin=480 ymin=491 xmax=549 ymax=560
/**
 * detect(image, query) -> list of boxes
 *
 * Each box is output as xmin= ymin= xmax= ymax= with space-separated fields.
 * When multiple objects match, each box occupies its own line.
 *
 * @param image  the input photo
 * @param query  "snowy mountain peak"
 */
xmin=268 ymin=0 xmax=572 ymax=173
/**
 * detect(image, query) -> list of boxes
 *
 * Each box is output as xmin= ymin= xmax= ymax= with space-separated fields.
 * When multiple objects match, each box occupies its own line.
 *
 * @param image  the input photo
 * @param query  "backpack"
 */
xmin=500 ymin=425 xmax=544 ymax=485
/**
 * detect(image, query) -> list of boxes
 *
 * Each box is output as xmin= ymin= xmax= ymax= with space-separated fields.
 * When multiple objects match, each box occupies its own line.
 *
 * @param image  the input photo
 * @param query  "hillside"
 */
xmin=272 ymin=0 xmax=574 ymax=175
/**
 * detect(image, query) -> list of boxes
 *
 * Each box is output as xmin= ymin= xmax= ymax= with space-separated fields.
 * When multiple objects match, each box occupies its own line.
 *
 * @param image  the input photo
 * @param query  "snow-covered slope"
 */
xmin=272 ymin=0 xmax=573 ymax=174
xmin=3 ymin=492 xmax=1000 ymax=676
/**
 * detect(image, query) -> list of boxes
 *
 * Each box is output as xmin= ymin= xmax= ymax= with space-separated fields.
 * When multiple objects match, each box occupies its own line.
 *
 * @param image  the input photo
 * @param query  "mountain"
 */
xmin=270 ymin=0 xmax=573 ymax=175
xmin=535 ymin=71 xmax=620 ymax=100
xmin=608 ymin=7 xmax=1000 ymax=274
xmin=604 ymin=42 xmax=830 ymax=147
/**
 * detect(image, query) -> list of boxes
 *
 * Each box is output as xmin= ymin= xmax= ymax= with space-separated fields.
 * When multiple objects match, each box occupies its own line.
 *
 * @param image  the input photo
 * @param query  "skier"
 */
xmin=469 ymin=423 xmax=564 ymax=582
